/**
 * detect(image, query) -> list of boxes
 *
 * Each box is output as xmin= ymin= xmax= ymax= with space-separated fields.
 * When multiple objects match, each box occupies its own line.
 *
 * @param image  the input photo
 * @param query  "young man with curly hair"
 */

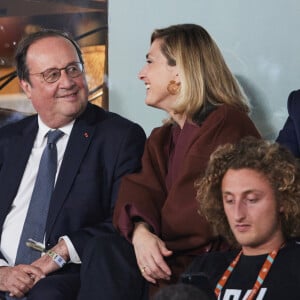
xmin=183 ymin=137 xmax=300 ymax=300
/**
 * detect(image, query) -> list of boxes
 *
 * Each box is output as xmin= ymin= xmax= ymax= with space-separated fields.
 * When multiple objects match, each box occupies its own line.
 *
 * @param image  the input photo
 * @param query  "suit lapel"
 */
xmin=0 ymin=118 xmax=38 ymax=225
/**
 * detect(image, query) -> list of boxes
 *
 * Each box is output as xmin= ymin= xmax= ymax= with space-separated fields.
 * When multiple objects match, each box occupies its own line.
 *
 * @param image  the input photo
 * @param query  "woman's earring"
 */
xmin=167 ymin=80 xmax=181 ymax=95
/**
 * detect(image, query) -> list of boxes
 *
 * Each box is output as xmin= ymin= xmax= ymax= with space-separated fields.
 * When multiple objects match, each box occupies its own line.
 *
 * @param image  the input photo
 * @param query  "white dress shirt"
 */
xmin=0 ymin=117 xmax=80 ymax=266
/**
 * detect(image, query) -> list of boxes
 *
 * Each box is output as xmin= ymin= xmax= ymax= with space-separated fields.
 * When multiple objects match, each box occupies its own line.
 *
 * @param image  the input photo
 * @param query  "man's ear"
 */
xmin=279 ymin=205 xmax=284 ymax=213
xmin=19 ymin=79 xmax=32 ymax=99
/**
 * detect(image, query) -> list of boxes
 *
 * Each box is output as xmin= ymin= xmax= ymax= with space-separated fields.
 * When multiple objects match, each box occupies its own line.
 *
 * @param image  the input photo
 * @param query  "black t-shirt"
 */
xmin=182 ymin=240 xmax=300 ymax=299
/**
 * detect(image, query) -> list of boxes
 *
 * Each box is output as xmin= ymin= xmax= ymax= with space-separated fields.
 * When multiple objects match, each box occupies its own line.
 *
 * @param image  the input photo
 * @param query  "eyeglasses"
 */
xmin=29 ymin=62 xmax=84 ymax=83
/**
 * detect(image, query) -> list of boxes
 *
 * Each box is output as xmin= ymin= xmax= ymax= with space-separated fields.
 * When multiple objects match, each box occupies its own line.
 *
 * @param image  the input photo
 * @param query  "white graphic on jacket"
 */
xmin=219 ymin=288 xmax=267 ymax=300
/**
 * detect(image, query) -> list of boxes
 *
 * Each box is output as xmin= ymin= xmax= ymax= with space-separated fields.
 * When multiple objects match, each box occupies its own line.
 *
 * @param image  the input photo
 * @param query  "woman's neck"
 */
xmin=170 ymin=112 xmax=187 ymax=128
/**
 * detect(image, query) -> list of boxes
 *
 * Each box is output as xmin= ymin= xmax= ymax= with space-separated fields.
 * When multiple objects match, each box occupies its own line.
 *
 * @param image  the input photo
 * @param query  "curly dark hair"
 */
xmin=196 ymin=136 xmax=300 ymax=246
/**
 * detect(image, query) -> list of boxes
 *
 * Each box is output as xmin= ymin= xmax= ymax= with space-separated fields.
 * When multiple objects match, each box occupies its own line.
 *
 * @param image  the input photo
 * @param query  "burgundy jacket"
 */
xmin=114 ymin=104 xmax=260 ymax=256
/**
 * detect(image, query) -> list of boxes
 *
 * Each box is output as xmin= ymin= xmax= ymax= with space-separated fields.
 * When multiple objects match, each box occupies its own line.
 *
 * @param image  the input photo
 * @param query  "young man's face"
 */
xmin=221 ymin=168 xmax=284 ymax=255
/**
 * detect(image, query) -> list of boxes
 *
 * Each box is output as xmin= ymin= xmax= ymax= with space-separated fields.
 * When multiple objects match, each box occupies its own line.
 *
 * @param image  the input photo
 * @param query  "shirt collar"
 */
xmin=36 ymin=116 xmax=75 ymax=147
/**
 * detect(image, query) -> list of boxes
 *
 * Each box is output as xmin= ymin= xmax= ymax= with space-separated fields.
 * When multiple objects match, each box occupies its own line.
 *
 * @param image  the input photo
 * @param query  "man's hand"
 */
xmin=0 ymin=265 xmax=44 ymax=298
xmin=31 ymin=239 xmax=70 ymax=275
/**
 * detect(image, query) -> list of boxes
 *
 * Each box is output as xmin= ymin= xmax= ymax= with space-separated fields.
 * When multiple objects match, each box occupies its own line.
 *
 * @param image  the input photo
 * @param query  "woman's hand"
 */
xmin=132 ymin=222 xmax=173 ymax=284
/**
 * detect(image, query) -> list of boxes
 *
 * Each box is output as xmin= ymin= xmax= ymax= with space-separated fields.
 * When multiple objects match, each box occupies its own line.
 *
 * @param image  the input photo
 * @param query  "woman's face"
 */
xmin=138 ymin=38 xmax=179 ymax=113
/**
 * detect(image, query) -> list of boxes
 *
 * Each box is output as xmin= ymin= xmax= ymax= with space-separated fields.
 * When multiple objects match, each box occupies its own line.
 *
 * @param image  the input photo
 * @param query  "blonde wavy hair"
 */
xmin=196 ymin=136 xmax=300 ymax=246
xmin=151 ymin=24 xmax=249 ymax=121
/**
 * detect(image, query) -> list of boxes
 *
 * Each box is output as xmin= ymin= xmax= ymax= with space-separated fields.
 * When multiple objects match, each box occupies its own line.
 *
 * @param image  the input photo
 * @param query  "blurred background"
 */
xmin=0 ymin=0 xmax=108 ymax=121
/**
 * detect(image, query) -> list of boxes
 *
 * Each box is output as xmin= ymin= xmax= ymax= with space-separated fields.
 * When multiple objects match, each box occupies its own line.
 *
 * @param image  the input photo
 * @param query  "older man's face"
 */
xmin=20 ymin=36 xmax=88 ymax=128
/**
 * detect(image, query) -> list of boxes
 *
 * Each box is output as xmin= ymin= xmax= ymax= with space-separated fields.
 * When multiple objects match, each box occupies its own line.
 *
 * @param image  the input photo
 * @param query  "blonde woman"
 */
xmin=113 ymin=23 xmax=261 ymax=296
xmin=79 ymin=24 xmax=261 ymax=299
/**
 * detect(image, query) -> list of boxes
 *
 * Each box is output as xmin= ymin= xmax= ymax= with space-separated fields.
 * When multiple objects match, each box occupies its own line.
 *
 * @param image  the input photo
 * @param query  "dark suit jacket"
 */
xmin=0 ymin=103 xmax=146 ymax=262
xmin=276 ymin=90 xmax=300 ymax=157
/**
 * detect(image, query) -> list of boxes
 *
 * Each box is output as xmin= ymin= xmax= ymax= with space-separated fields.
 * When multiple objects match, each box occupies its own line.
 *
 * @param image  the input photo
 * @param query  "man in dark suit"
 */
xmin=276 ymin=89 xmax=300 ymax=157
xmin=0 ymin=29 xmax=146 ymax=299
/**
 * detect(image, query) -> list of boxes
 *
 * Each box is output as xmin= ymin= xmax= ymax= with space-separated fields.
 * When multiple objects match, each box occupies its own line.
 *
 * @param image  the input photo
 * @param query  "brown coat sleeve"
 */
xmin=113 ymin=124 xmax=171 ymax=239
